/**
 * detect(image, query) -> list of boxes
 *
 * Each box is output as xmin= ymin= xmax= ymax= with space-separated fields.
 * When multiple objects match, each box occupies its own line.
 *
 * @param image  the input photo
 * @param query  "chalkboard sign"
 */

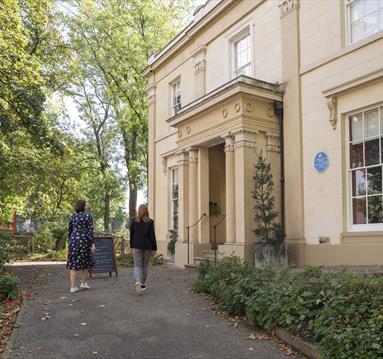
xmin=90 ymin=236 xmax=118 ymax=277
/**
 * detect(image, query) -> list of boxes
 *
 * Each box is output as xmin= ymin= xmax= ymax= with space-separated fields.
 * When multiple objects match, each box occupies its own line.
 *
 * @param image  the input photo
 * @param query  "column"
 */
xmin=198 ymin=147 xmax=209 ymax=243
xmin=223 ymin=134 xmax=236 ymax=243
xmin=176 ymin=150 xmax=189 ymax=242
xmin=233 ymin=129 xmax=257 ymax=243
xmin=147 ymin=81 xmax=156 ymax=218
xmin=188 ymin=148 xmax=199 ymax=244
xmin=280 ymin=0 xmax=305 ymax=264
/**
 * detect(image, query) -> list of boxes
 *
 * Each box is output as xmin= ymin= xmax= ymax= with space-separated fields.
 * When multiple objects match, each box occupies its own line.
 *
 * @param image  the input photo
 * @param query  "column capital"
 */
xmin=187 ymin=147 xmax=199 ymax=164
xmin=176 ymin=149 xmax=189 ymax=166
xmin=266 ymin=133 xmax=280 ymax=153
xmin=233 ymin=129 xmax=257 ymax=149
xmin=222 ymin=134 xmax=235 ymax=152
xmin=147 ymin=84 xmax=156 ymax=105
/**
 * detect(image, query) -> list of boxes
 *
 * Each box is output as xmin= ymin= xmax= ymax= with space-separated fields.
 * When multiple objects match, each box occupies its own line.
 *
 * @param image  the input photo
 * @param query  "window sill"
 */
xmin=341 ymin=231 xmax=383 ymax=244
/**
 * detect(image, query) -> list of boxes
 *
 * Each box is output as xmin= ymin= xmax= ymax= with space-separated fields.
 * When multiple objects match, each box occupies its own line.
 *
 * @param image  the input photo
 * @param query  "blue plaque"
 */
xmin=314 ymin=152 xmax=329 ymax=173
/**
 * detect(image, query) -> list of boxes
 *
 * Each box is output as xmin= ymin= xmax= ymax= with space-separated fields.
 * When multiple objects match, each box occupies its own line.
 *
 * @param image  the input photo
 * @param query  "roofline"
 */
xmin=144 ymin=0 xmax=237 ymax=77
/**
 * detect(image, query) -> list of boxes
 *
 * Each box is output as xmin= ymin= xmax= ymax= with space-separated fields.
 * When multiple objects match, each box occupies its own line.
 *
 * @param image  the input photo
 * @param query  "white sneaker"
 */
xmin=70 ymin=287 xmax=79 ymax=293
xmin=80 ymin=282 xmax=90 ymax=290
xmin=134 ymin=280 xmax=143 ymax=294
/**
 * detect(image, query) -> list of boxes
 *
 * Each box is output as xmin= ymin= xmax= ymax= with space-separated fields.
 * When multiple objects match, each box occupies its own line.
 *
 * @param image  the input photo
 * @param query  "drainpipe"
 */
xmin=273 ymin=101 xmax=285 ymax=239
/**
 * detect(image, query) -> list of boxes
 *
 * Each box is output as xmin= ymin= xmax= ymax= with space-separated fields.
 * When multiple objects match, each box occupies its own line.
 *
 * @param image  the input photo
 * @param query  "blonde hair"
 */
xmin=136 ymin=204 xmax=150 ymax=222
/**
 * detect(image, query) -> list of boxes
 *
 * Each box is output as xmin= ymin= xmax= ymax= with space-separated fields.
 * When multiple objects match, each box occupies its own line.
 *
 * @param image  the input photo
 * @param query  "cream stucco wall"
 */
xmin=148 ymin=0 xmax=383 ymax=266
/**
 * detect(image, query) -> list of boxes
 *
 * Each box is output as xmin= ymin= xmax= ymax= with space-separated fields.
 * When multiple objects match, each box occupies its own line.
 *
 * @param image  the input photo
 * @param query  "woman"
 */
xmin=129 ymin=204 xmax=157 ymax=293
xmin=67 ymin=200 xmax=96 ymax=293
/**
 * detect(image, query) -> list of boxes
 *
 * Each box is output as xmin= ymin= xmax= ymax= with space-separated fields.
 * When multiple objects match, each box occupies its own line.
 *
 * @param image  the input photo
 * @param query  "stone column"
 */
xmin=176 ymin=150 xmax=189 ymax=243
xmin=198 ymin=147 xmax=209 ymax=244
xmin=233 ymin=129 xmax=257 ymax=244
xmin=147 ymin=81 xmax=156 ymax=218
xmin=280 ymin=0 xmax=305 ymax=265
xmin=223 ymin=134 xmax=236 ymax=243
xmin=188 ymin=148 xmax=199 ymax=244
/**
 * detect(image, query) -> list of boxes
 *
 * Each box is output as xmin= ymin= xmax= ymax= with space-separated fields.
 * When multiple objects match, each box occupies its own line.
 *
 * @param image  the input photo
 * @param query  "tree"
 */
xmin=252 ymin=152 xmax=284 ymax=246
xmin=63 ymin=0 xmax=197 ymax=220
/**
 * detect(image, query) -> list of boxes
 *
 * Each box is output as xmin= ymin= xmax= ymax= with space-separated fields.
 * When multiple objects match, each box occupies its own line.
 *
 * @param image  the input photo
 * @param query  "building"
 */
xmin=144 ymin=0 xmax=383 ymax=266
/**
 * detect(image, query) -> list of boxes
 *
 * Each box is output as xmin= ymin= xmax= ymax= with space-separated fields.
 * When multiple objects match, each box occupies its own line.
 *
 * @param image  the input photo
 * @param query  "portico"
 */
xmin=166 ymin=76 xmax=283 ymax=266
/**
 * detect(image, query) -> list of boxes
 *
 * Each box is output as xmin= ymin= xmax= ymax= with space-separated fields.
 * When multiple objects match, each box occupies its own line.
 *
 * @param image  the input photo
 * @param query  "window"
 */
xmin=233 ymin=32 xmax=251 ymax=77
xmin=170 ymin=168 xmax=179 ymax=231
xmin=347 ymin=0 xmax=383 ymax=43
xmin=171 ymin=79 xmax=181 ymax=116
xmin=348 ymin=106 xmax=383 ymax=229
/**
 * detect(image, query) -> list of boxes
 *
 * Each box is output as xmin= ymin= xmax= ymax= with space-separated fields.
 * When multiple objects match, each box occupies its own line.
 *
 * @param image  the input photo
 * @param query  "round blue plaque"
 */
xmin=314 ymin=152 xmax=329 ymax=173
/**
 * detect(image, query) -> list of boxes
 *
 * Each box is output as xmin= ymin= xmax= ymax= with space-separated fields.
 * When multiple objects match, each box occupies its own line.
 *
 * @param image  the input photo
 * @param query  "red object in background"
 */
xmin=13 ymin=211 xmax=17 ymax=235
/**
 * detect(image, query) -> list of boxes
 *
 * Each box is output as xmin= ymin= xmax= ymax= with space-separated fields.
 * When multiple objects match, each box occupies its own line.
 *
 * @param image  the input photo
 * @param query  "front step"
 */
xmin=202 ymin=250 xmax=217 ymax=260
xmin=194 ymin=256 xmax=216 ymax=266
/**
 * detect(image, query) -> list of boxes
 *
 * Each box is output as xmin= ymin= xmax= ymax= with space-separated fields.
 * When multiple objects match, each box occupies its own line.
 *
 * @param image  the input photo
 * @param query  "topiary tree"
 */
xmin=167 ymin=184 xmax=179 ymax=257
xmin=252 ymin=151 xmax=285 ymax=263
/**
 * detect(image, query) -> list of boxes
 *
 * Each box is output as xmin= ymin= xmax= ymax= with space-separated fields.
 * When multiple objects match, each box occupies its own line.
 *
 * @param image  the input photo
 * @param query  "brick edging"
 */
xmin=274 ymin=328 xmax=324 ymax=359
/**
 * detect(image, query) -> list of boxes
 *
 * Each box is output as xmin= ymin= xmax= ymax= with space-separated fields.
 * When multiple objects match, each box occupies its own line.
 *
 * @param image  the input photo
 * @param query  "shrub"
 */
xmin=0 ymin=233 xmax=11 ymax=271
xmin=0 ymin=275 xmax=20 ymax=302
xmin=32 ymin=225 xmax=54 ymax=253
xmin=194 ymin=258 xmax=383 ymax=359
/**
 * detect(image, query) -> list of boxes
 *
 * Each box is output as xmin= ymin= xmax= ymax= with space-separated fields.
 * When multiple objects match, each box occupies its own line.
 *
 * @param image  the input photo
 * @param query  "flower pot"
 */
xmin=254 ymin=242 xmax=287 ymax=267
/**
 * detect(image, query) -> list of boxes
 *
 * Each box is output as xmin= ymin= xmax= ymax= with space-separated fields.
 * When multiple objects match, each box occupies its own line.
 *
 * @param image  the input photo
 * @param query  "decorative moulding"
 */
xmin=233 ymin=129 xmax=257 ymax=149
xmin=234 ymin=103 xmax=241 ymax=113
xmin=187 ymin=148 xmax=199 ymax=164
xmin=326 ymin=97 xmax=337 ymax=130
xmin=279 ymin=0 xmax=299 ymax=18
xmin=222 ymin=134 xmax=235 ymax=152
xmin=222 ymin=108 xmax=228 ymax=118
xmin=266 ymin=133 xmax=280 ymax=153
xmin=176 ymin=149 xmax=189 ymax=166
xmin=161 ymin=157 xmax=167 ymax=173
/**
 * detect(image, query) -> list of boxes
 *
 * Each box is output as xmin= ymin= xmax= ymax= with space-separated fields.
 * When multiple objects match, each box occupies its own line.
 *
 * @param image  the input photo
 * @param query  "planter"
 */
xmin=254 ymin=242 xmax=287 ymax=267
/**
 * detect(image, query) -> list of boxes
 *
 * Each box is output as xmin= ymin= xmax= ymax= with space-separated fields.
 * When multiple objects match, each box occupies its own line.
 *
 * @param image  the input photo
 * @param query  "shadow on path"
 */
xmin=6 ymin=264 xmax=304 ymax=359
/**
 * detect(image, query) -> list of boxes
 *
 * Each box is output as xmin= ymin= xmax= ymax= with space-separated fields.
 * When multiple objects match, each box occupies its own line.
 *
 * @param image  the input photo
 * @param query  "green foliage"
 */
xmin=209 ymin=201 xmax=221 ymax=217
xmin=167 ymin=232 xmax=177 ymax=256
xmin=32 ymin=225 xmax=54 ymax=253
xmin=150 ymin=254 xmax=164 ymax=266
xmin=0 ymin=233 xmax=11 ymax=271
xmin=252 ymin=152 xmax=285 ymax=262
xmin=194 ymin=258 xmax=383 ymax=359
xmin=0 ymin=275 xmax=20 ymax=302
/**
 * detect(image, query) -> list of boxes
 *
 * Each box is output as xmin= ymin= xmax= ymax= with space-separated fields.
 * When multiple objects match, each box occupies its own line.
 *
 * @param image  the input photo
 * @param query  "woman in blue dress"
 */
xmin=66 ymin=200 xmax=96 ymax=293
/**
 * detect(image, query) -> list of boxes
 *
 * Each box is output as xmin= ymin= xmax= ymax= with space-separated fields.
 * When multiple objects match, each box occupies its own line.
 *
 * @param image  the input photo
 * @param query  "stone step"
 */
xmin=202 ymin=250 xmax=218 ymax=260
xmin=194 ymin=256 xmax=216 ymax=266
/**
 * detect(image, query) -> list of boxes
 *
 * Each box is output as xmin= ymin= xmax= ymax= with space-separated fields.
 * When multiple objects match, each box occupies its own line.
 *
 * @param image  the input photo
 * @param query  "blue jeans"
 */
xmin=132 ymin=249 xmax=151 ymax=284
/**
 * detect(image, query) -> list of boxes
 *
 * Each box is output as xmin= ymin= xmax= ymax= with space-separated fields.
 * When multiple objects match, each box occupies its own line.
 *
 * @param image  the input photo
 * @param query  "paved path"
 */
xmin=6 ymin=264 xmax=303 ymax=359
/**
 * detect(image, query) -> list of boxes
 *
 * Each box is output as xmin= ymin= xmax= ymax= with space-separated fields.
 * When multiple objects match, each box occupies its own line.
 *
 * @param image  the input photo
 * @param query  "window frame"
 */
xmin=169 ymin=167 xmax=179 ymax=231
xmin=346 ymin=103 xmax=383 ymax=231
xmin=170 ymin=77 xmax=181 ymax=116
xmin=228 ymin=24 xmax=253 ymax=79
xmin=233 ymin=32 xmax=251 ymax=78
xmin=346 ymin=0 xmax=383 ymax=45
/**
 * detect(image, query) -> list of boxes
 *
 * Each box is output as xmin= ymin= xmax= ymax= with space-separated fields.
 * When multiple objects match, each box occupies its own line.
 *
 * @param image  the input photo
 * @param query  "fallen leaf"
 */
xmin=98 ymin=305 xmax=105 ymax=308
xmin=234 ymin=322 xmax=239 ymax=328
xmin=249 ymin=347 xmax=254 ymax=351
xmin=248 ymin=333 xmax=257 ymax=340
xmin=80 ymin=322 xmax=87 ymax=326
xmin=92 ymin=351 xmax=98 ymax=355
xmin=74 ymin=334 xmax=80 ymax=337
xmin=60 ymin=297 xmax=67 ymax=300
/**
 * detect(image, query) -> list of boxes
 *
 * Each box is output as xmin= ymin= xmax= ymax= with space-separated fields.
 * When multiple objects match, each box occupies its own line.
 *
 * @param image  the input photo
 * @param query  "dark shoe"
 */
xmin=141 ymin=284 xmax=146 ymax=292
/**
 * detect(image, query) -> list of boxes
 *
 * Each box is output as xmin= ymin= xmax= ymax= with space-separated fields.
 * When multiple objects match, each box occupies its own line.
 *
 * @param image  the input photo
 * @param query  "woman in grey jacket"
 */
xmin=129 ymin=204 xmax=157 ymax=293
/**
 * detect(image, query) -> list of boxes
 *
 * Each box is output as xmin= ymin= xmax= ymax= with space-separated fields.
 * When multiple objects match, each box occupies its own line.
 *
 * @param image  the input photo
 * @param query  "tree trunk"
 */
xmin=129 ymin=184 xmax=137 ymax=222
xmin=104 ymin=191 xmax=110 ymax=232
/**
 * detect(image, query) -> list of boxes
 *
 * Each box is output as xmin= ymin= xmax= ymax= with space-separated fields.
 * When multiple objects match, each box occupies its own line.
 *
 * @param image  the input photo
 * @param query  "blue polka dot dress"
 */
xmin=66 ymin=211 xmax=95 ymax=270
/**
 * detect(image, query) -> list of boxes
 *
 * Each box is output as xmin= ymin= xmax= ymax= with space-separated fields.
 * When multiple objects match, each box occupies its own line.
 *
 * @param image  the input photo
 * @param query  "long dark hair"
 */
xmin=75 ymin=200 xmax=86 ymax=213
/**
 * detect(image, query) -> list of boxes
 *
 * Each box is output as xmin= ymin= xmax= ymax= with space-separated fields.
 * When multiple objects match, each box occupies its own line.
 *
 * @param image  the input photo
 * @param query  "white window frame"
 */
xmin=227 ymin=24 xmax=253 ymax=80
xmin=346 ymin=0 xmax=383 ymax=45
xmin=346 ymin=103 xmax=383 ymax=231
xmin=170 ymin=78 xmax=181 ymax=116
xmin=169 ymin=168 xmax=179 ymax=231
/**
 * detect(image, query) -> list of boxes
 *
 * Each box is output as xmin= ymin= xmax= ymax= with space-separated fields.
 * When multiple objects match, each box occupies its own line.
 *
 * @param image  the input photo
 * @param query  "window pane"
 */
xmin=351 ymin=20 xmax=365 ymax=42
xmin=350 ymin=142 xmax=364 ymax=168
xmin=365 ymin=0 xmax=379 ymax=15
xmin=353 ymin=197 xmax=366 ymax=224
xmin=364 ymin=109 xmax=379 ymax=138
xmin=363 ymin=12 xmax=379 ymax=36
xmin=365 ymin=138 xmax=380 ymax=166
xmin=368 ymin=195 xmax=383 ymax=223
xmin=379 ymin=8 xmax=383 ymax=28
xmin=350 ymin=0 xmax=364 ymax=22
xmin=350 ymin=113 xmax=363 ymax=141
xmin=381 ymin=107 xmax=383 ymax=135
xmin=367 ymin=166 xmax=382 ymax=194
xmin=352 ymin=169 xmax=366 ymax=196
